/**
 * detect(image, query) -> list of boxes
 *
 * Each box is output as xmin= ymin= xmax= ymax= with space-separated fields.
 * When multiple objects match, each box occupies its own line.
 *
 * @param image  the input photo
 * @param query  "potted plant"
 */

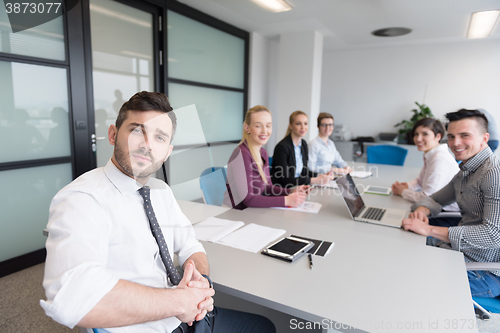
xmin=394 ymin=102 xmax=434 ymax=144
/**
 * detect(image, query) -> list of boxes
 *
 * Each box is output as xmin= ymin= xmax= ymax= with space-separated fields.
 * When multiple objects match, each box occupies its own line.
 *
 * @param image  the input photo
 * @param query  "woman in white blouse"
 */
xmin=392 ymin=118 xmax=459 ymax=211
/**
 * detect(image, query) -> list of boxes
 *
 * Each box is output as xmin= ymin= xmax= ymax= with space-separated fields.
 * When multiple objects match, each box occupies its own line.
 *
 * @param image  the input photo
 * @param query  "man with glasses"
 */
xmin=308 ymin=112 xmax=352 ymax=175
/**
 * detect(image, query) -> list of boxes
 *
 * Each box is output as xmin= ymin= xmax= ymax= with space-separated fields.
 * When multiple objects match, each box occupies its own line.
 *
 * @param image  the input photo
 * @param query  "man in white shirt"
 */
xmin=41 ymin=91 xmax=275 ymax=333
xmin=308 ymin=113 xmax=352 ymax=175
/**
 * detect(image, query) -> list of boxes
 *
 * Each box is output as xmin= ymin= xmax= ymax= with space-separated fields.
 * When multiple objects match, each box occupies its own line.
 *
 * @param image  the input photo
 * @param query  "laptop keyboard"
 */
xmin=362 ymin=207 xmax=386 ymax=221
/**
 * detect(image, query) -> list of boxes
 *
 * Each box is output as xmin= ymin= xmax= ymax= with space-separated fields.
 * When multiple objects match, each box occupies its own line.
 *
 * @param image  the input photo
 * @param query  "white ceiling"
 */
xmin=177 ymin=0 xmax=500 ymax=51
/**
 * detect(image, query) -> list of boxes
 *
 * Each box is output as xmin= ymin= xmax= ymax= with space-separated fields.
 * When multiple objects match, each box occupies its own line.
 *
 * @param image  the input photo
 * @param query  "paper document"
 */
xmin=193 ymin=217 xmax=245 ymax=243
xmin=317 ymin=180 xmax=338 ymax=189
xmin=217 ymin=223 xmax=286 ymax=253
xmin=272 ymin=201 xmax=322 ymax=214
xmin=350 ymin=171 xmax=372 ymax=178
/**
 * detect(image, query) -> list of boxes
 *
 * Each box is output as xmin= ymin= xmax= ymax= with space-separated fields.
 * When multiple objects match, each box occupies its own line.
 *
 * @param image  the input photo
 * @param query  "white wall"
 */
xmin=276 ymin=31 xmax=323 ymax=142
xmin=248 ymin=32 xmax=271 ymax=108
xmin=320 ymin=39 xmax=500 ymax=139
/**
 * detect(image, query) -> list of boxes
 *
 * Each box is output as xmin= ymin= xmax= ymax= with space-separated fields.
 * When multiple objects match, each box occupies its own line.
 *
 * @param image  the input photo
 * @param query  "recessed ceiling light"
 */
xmin=467 ymin=10 xmax=500 ymax=39
xmin=251 ymin=0 xmax=292 ymax=13
xmin=372 ymin=28 xmax=411 ymax=37
xmin=371 ymin=27 xmax=412 ymax=37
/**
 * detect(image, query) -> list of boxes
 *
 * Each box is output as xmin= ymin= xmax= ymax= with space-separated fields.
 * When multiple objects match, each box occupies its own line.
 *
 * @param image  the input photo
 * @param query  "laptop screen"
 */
xmin=336 ymin=174 xmax=365 ymax=218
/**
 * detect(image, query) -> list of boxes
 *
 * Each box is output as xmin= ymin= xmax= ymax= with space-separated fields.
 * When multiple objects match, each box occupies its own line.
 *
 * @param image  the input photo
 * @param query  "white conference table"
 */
xmin=178 ymin=163 xmax=478 ymax=333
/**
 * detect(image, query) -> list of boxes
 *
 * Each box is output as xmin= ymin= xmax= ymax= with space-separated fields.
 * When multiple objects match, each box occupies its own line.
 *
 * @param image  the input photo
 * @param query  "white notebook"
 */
xmin=217 ymin=223 xmax=286 ymax=253
xmin=193 ymin=217 xmax=245 ymax=243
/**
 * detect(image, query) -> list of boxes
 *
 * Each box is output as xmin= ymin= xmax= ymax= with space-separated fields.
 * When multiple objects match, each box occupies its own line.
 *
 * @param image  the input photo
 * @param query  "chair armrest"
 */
xmin=465 ymin=262 xmax=500 ymax=271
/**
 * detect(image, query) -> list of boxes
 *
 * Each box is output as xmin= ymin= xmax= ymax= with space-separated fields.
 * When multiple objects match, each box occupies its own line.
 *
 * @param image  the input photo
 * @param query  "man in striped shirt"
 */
xmin=402 ymin=109 xmax=500 ymax=298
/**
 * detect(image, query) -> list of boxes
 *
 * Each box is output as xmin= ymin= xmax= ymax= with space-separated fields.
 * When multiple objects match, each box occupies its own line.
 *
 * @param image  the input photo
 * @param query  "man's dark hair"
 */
xmin=411 ymin=118 xmax=445 ymax=140
xmin=115 ymin=91 xmax=177 ymax=141
xmin=445 ymin=109 xmax=488 ymax=134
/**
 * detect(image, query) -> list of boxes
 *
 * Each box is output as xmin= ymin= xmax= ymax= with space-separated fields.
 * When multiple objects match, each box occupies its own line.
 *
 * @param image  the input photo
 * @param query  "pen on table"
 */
xmin=308 ymin=253 xmax=313 ymax=270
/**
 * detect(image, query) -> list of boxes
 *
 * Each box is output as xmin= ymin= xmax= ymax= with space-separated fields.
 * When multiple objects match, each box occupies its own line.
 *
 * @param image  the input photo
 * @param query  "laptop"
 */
xmin=335 ymin=174 xmax=408 ymax=228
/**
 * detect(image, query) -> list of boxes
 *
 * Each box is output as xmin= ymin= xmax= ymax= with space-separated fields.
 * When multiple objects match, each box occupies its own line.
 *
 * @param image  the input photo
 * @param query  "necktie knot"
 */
xmin=138 ymin=186 xmax=150 ymax=199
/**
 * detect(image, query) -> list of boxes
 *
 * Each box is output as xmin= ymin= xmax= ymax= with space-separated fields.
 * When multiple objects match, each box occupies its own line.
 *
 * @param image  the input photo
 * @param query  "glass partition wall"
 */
xmin=0 ymin=0 xmax=249 ymax=275
xmin=89 ymin=0 xmax=156 ymax=167
xmin=0 ymin=8 xmax=73 ymax=269
xmin=166 ymin=9 xmax=248 ymax=201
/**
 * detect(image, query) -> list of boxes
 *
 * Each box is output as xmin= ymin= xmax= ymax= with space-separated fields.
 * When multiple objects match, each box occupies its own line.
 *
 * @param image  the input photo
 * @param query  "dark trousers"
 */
xmin=173 ymin=307 xmax=275 ymax=333
xmin=429 ymin=216 xmax=461 ymax=228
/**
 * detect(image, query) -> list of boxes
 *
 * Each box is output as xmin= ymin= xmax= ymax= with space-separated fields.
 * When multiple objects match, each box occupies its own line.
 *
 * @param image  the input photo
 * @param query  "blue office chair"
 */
xmin=199 ymin=167 xmax=228 ymax=206
xmin=93 ymin=329 xmax=108 ymax=333
xmin=467 ymin=262 xmax=500 ymax=320
xmin=366 ymin=145 xmax=408 ymax=166
xmin=268 ymin=156 xmax=273 ymax=166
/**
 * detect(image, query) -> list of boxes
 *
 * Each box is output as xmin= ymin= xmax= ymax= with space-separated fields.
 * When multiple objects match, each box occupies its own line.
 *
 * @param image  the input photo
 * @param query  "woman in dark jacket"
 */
xmin=271 ymin=111 xmax=333 ymax=188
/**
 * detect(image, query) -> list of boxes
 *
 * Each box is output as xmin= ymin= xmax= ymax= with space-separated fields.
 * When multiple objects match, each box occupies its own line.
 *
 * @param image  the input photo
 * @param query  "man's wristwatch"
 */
xmin=201 ymin=274 xmax=213 ymax=288
xmin=201 ymin=274 xmax=215 ymax=318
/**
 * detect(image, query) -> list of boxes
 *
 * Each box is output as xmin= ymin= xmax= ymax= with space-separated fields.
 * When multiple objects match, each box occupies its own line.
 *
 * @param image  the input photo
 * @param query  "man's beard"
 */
xmin=114 ymin=142 xmax=163 ymax=179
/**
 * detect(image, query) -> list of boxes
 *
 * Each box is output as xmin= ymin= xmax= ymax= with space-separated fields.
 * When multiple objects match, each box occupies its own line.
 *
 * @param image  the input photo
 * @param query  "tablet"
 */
xmin=364 ymin=185 xmax=392 ymax=196
xmin=261 ymin=236 xmax=314 ymax=262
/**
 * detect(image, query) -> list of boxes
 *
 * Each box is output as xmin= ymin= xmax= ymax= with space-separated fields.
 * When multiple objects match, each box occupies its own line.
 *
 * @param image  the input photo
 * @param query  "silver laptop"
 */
xmin=335 ymin=174 xmax=408 ymax=228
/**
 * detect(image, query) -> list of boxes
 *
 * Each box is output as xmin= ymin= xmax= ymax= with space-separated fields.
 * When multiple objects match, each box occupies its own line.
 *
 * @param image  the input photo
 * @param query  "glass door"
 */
xmin=89 ymin=0 xmax=157 ymax=167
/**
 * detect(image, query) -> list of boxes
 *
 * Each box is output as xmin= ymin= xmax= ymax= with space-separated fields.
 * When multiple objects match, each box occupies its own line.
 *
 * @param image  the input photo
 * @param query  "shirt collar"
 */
xmin=423 ymin=144 xmax=447 ymax=160
xmin=104 ymin=159 xmax=144 ymax=196
xmin=459 ymin=147 xmax=493 ymax=172
xmin=293 ymin=140 xmax=302 ymax=148
xmin=315 ymin=136 xmax=330 ymax=147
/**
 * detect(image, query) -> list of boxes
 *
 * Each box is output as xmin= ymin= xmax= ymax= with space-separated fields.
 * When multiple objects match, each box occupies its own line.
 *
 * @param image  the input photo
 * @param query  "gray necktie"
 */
xmin=138 ymin=187 xmax=182 ymax=285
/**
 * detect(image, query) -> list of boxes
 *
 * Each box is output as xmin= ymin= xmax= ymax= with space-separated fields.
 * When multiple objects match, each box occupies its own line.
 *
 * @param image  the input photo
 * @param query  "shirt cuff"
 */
xmin=401 ymin=189 xmax=416 ymax=202
xmin=448 ymin=226 xmax=465 ymax=251
xmin=41 ymin=265 xmax=119 ymax=328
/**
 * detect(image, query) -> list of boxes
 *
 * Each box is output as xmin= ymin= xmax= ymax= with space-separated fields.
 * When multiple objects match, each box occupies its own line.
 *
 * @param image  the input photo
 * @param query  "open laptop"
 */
xmin=335 ymin=174 xmax=408 ymax=228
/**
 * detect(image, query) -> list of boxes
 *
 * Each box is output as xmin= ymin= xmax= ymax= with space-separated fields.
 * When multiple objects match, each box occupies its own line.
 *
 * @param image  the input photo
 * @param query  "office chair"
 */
xmin=199 ymin=167 xmax=228 ymax=206
xmin=467 ymin=262 xmax=500 ymax=320
xmin=268 ymin=156 xmax=273 ymax=166
xmin=366 ymin=145 xmax=408 ymax=166
xmin=78 ymin=328 xmax=107 ymax=333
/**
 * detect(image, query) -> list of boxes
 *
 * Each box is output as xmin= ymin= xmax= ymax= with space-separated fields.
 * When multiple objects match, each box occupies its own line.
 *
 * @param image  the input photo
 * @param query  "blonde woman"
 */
xmin=224 ymin=106 xmax=308 ymax=210
xmin=271 ymin=111 xmax=333 ymax=188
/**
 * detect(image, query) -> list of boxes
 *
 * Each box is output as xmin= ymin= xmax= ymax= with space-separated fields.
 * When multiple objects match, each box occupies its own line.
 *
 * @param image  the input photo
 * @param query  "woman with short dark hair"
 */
xmin=392 ymin=118 xmax=459 ymax=211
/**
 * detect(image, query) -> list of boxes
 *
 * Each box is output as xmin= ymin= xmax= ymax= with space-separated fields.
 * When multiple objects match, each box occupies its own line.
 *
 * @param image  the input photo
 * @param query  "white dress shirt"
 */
xmin=308 ymin=136 xmax=348 ymax=173
xmin=40 ymin=160 xmax=205 ymax=332
xmin=402 ymin=144 xmax=459 ymax=211
xmin=293 ymin=141 xmax=303 ymax=177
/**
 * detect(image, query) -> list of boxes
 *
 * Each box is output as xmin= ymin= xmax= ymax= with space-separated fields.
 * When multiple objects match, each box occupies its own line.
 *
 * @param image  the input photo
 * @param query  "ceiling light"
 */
xmin=251 ymin=0 xmax=292 ymax=13
xmin=371 ymin=27 xmax=412 ymax=37
xmin=467 ymin=10 xmax=500 ymax=39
